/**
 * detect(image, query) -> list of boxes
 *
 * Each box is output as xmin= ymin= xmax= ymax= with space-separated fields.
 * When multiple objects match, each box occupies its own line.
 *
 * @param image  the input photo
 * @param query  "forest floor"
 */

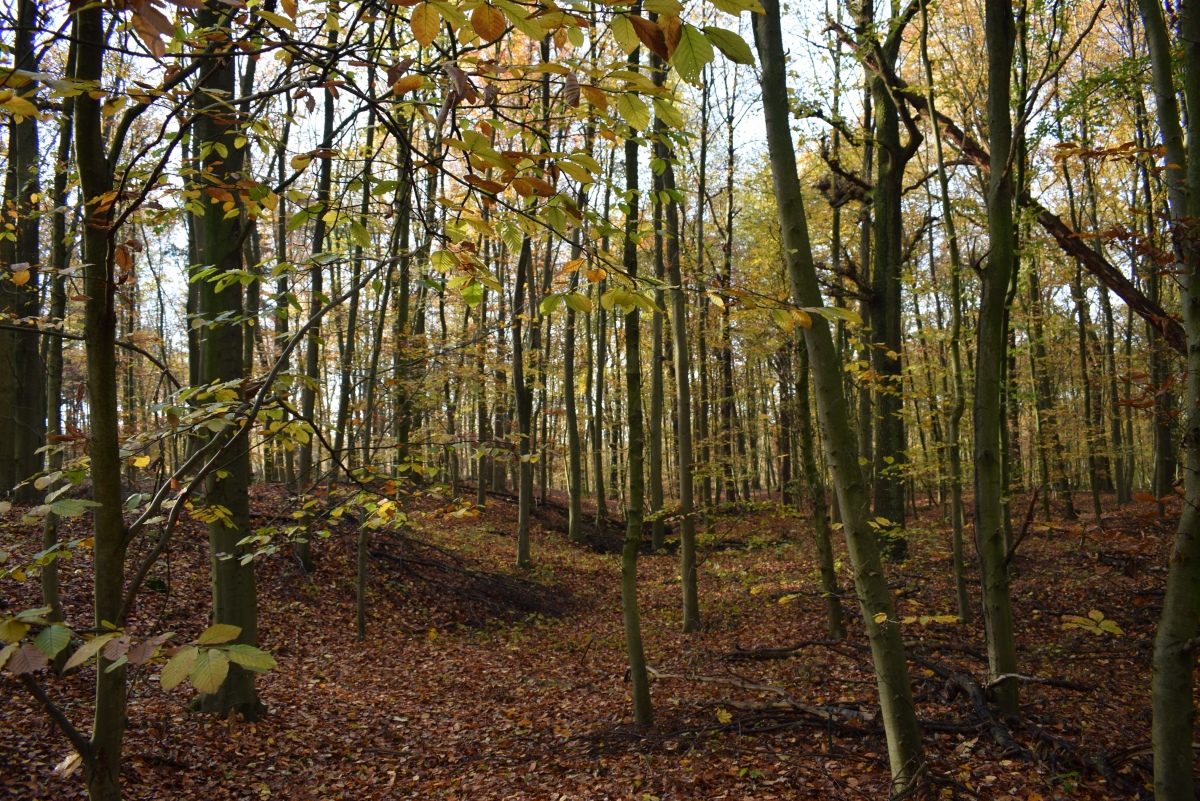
xmin=0 ymin=483 xmax=1180 ymax=800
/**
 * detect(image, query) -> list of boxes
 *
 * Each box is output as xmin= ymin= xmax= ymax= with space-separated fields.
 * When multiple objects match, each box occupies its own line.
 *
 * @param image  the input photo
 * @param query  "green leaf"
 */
xmin=610 ymin=14 xmax=640 ymax=54
xmin=565 ymin=292 xmax=593 ymax=312
xmin=617 ymin=93 xmax=651 ymax=131
xmin=431 ymin=250 xmax=459 ymax=274
xmin=197 ymin=623 xmax=241 ymax=645
xmin=50 ymin=498 xmax=101 ymax=518
xmin=0 ymin=642 xmax=16 ymax=671
xmin=709 ymin=0 xmax=765 ymax=15
xmin=644 ymin=0 xmax=683 ymax=13
xmin=62 ymin=632 xmax=120 ymax=672
xmin=160 ymin=646 xmax=197 ymax=690
xmin=224 ymin=644 xmax=278 ymax=673
xmin=653 ymin=97 xmax=686 ymax=129
xmin=189 ymin=648 xmax=230 ymax=694
xmin=671 ymin=24 xmax=715 ymax=85
xmin=703 ymin=26 xmax=755 ymax=65
xmin=34 ymin=625 xmax=71 ymax=659
xmin=539 ymin=294 xmax=563 ymax=315
xmin=349 ymin=220 xmax=371 ymax=248
xmin=813 ymin=305 xmax=863 ymax=325
xmin=461 ymin=281 xmax=484 ymax=307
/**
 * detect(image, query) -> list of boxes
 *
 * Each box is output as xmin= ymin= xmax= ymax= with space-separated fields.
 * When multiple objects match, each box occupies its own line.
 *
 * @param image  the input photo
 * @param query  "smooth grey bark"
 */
xmin=976 ymin=0 xmax=1021 ymax=716
xmin=660 ymin=115 xmax=700 ymax=633
xmin=754 ymin=2 xmax=924 ymax=788
xmin=1137 ymin=0 xmax=1200 ymax=795
xmin=919 ymin=1 xmax=970 ymax=623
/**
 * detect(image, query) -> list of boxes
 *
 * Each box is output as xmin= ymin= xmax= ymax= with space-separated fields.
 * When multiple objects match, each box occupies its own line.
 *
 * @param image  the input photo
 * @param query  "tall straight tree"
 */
xmin=1136 ymin=0 xmax=1200 ymax=794
xmin=194 ymin=10 xmax=262 ymax=719
xmin=754 ymin=1 xmax=924 ymax=787
xmin=975 ymin=0 xmax=1021 ymax=716
xmin=619 ymin=32 xmax=652 ymax=726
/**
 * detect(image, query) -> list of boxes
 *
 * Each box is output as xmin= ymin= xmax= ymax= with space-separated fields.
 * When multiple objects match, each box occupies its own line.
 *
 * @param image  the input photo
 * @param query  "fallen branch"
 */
xmin=907 ymin=654 xmax=1026 ymax=758
xmin=985 ymin=673 xmax=1092 ymax=693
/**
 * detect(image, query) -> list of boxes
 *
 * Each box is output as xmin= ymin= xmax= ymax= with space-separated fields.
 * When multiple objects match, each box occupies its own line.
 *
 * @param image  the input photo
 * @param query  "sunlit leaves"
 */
xmin=470 ymin=4 xmax=507 ymax=43
xmin=703 ymin=26 xmax=755 ymax=66
xmin=671 ymin=25 xmax=715 ymax=84
xmin=411 ymin=3 xmax=441 ymax=47
xmin=617 ymin=93 xmax=651 ymax=131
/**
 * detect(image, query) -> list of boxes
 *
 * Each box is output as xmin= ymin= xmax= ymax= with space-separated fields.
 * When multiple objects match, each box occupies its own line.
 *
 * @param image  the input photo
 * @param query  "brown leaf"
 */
xmin=660 ymin=14 xmax=682 ymax=60
xmin=564 ymin=73 xmax=580 ymax=108
xmin=628 ymin=15 xmax=669 ymax=61
xmin=9 ymin=643 xmax=48 ymax=675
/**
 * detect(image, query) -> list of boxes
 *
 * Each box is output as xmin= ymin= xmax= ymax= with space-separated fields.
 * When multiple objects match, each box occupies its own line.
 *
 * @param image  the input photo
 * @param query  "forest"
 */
xmin=0 ymin=0 xmax=1196 ymax=796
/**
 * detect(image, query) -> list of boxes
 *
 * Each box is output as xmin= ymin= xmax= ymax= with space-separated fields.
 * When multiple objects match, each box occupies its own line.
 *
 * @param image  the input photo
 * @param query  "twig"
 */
xmin=18 ymin=674 xmax=95 ymax=771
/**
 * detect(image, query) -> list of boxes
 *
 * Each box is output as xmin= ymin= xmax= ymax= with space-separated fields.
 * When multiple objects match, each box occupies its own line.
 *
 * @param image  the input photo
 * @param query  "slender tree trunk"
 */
xmin=755 ymin=5 xmax=924 ymax=787
xmin=975 ymin=0 xmax=1021 ymax=716
xmin=75 ymin=8 xmax=129 ymax=797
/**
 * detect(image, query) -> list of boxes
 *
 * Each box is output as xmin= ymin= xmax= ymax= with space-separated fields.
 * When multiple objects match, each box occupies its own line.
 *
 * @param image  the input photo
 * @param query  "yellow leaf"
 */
xmin=11 ymin=269 xmax=30 ymax=287
xmin=131 ymin=455 xmax=151 ymax=468
xmin=716 ymin=709 xmax=732 ymax=724
xmin=392 ymin=75 xmax=424 ymax=95
xmin=411 ymin=3 xmax=441 ymax=46
xmin=872 ymin=612 xmax=888 ymax=625
xmin=290 ymin=153 xmax=312 ymax=171
xmin=1 ymin=95 xmax=37 ymax=117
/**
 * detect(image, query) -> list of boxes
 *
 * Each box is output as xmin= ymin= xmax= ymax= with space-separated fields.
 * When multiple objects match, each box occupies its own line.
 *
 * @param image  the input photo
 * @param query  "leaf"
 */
xmin=0 ymin=643 xmax=16 ymax=670
xmin=131 ymin=455 xmax=151 ymax=468
xmin=1087 ymin=609 xmax=1105 ymax=622
xmin=610 ymin=14 xmax=640 ymax=55
xmin=62 ymin=632 xmax=120 ymax=671
xmin=160 ymin=646 xmax=197 ymax=690
xmin=197 ymin=623 xmax=242 ymax=645
xmin=540 ymin=295 xmax=563 ymax=315
xmin=872 ymin=612 xmax=888 ymax=625
xmin=290 ymin=153 xmax=312 ymax=171
xmin=411 ymin=3 xmax=442 ymax=46
xmin=709 ymin=0 xmax=765 ymax=14
xmin=11 ymin=269 xmax=31 ymax=287
xmin=257 ymin=9 xmax=297 ymax=32
xmin=628 ymin=15 xmax=669 ymax=61
xmin=51 ymin=498 xmax=101 ymax=518
xmin=393 ymin=75 xmax=425 ymax=95
xmin=52 ymin=752 xmax=83 ymax=779
xmin=190 ymin=648 xmax=230 ymax=694
xmin=565 ymin=292 xmax=593 ymax=312
xmin=224 ymin=644 xmax=278 ymax=673
xmin=350 ymin=220 xmax=372 ymax=248
xmin=653 ymin=97 xmax=685 ymax=129
xmin=0 ymin=618 xmax=30 ymax=645
xmin=34 ymin=625 xmax=71 ymax=659
xmin=1133 ymin=491 xmax=1158 ymax=503
xmin=1 ymin=95 xmax=37 ymax=117
xmin=8 ymin=643 xmax=48 ymax=674
xmin=716 ymin=708 xmax=733 ymax=724
xmin=617 ymin=93 xmax=651 ymax=131
xmin=128 ymin=633 xmax=173 ymax=665
xmin=671 ymin=24 xmax=715 ymax=85
xmin=660 ymin=13 xmax=682 ymax=58
xmin=814 ymin=305 xmax=863 ymax=325
xmin=703 ymin=26 xmax=755 ymax=65
xmin=470 ymin=4 xmax=507 ymax=42
xmin=644 ymin=0 xmax=683 ymax=13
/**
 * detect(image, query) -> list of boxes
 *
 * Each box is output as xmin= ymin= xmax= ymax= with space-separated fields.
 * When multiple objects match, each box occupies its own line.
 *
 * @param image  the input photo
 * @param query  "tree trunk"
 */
xmin=755 ymin=3 xmax=925 ymax=787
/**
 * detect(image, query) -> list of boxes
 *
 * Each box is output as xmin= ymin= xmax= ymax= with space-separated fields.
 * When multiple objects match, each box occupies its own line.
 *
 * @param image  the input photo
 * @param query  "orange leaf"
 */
xmin=470 ymin=4 xmax=507 ymax=43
